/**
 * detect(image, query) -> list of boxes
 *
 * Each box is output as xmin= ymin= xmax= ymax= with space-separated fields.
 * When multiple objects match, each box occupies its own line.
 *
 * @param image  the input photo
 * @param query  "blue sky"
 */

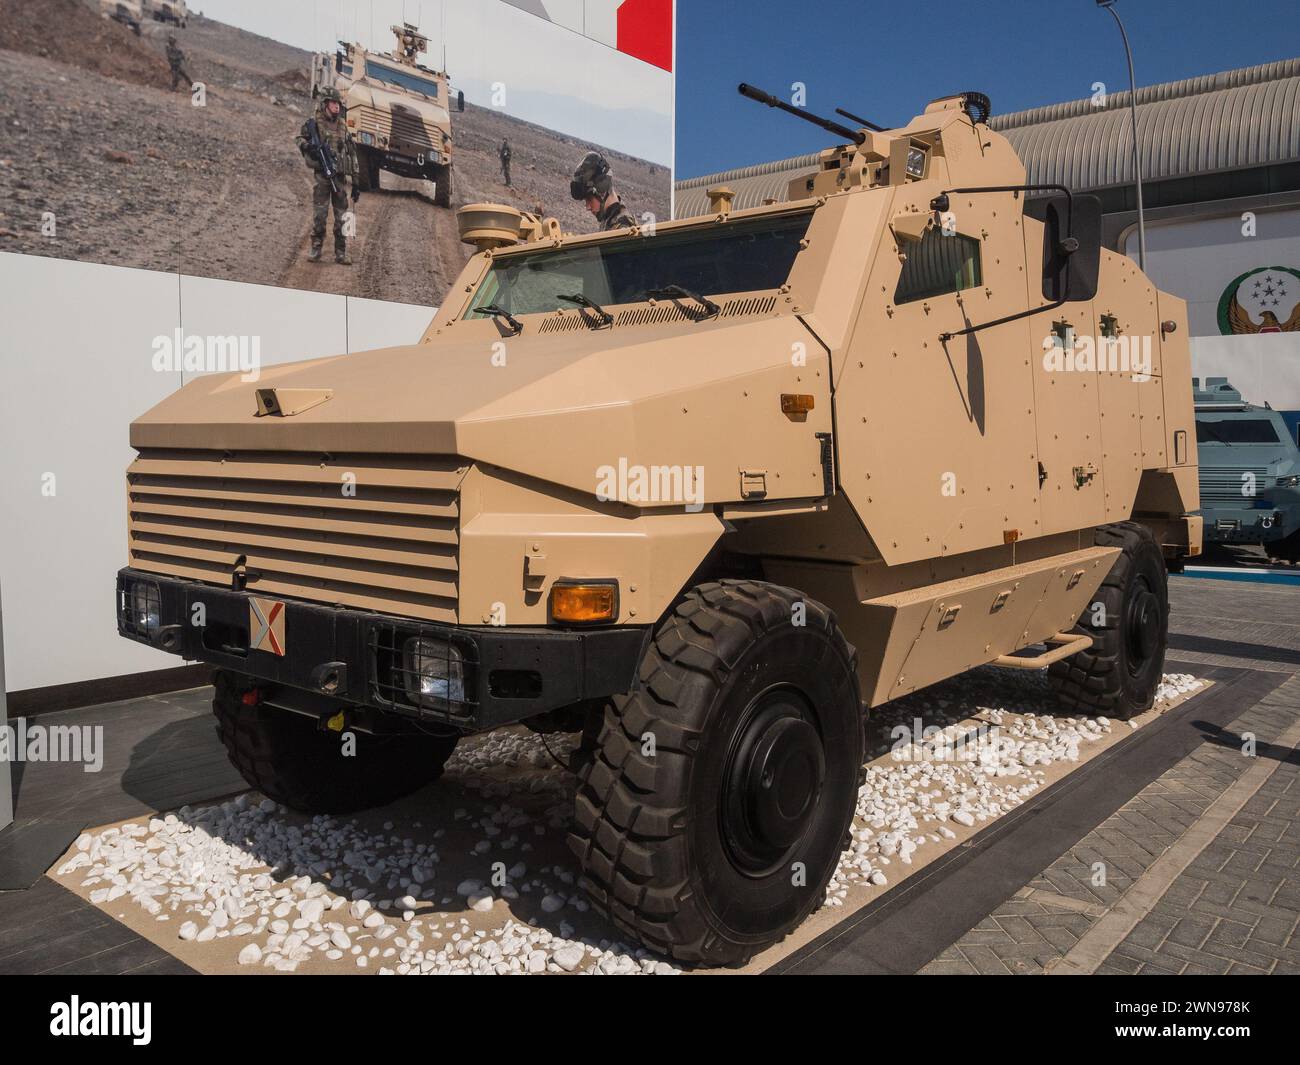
xmin=674 ymin=0 xmax=1300 ymax=178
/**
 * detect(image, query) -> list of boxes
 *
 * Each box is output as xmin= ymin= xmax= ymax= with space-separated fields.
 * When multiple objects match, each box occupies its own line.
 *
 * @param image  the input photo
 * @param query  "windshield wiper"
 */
xmin=475 ymin=304 xmax=523 ymax=336
xmin=557 ymin=293 xmax=613 ymax=328
xmin=647 ymin=285 xmax=721 ymax=320
xmin=1197 ymin=420 xmax=1233 ymax=447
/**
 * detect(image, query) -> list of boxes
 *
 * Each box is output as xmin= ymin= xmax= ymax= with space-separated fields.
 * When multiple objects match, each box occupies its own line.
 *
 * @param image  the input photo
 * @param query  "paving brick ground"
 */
xmin=921 ymin=670 xmax=1300 ymax=975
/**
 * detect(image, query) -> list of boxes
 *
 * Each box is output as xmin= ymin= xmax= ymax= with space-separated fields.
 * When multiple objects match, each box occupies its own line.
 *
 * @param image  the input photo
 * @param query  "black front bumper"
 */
xmin=116 ymin=568 xmax=648 ymax=732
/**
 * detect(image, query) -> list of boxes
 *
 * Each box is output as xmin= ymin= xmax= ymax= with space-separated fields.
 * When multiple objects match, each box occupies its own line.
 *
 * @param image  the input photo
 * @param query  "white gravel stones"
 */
xmin=298 ymin=898 xmax=325 ymax=924
xmin=819 ymin=670 xmax=1206 ymax=905
xmin=61 ymin=673 xmax=1204 ymax=976
xmin=552 ymin=945 xmax=585 ymax=972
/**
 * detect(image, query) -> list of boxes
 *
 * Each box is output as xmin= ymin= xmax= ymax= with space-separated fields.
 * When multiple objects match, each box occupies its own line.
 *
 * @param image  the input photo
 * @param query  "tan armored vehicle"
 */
xmin=99 ymin=0 xmax=143 ymax=35
xmin=116 ymin=86 xmax=1199 ymax=965
xmin=144 ymin=0 xmax=187 ymax=28
xmin=311 ymin=23 xmax=465 ymax=207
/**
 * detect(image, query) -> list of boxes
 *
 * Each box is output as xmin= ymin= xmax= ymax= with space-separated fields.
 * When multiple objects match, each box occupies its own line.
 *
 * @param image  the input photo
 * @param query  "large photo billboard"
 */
xmin=0 ymin=0 xmax=675 ymax=306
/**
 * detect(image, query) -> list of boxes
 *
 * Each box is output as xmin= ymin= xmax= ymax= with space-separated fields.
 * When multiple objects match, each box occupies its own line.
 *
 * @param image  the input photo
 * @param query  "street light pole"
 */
xmin=1097 ymin=0 xmax=1146 ymax=269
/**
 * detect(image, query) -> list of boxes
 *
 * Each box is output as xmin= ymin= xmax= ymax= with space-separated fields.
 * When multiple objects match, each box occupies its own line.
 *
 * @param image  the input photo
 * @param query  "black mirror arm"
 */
xmin=929 ymin=183 xmax=1078 ymax=343
xmin=939 ymin=296 xmax=1068 ymax=343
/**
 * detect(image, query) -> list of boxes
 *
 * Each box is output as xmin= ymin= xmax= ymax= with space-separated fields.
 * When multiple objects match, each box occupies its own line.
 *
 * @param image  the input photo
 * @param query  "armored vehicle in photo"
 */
xmin=99 ymin=0 xmax=143 ymax=35
xmin=116 ymin=86 xmax=1200 ymax=966
xmin=1194 ymin=377 xmax=1300 ymax=560
xmin=311 ymin=23 xmax=465 ymax=207
xmin=145 ymin=0 xmax=187 ymax=27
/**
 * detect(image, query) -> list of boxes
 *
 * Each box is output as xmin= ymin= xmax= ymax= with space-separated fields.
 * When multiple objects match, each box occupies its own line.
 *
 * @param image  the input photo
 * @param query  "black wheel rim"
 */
xmin=720 ymin=686 xmax=827 ymax=878
xmin=1125 ymin=578 xmax=1161 ymax=674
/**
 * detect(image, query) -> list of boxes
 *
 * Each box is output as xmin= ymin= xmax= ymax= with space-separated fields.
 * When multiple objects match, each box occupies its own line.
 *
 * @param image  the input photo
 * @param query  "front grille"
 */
xmin=127 ymin=449 xmax=465 ymax=622
xmin=353 ymin=106 xmax=440 ymax=154
xmin=1199 ymin=465 xmax=1270 ymax=504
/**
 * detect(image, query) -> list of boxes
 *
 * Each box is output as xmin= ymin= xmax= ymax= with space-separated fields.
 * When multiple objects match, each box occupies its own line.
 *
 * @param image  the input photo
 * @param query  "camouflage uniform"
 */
xmin=570 ymin=151 xmax=635 ymax=232
xmin=597 ymin=196 xmax=636 ymax=231
xmin=499 ymin=139 xmax=512 ymax=187
xmin=166 ymin=37 xmax=192 ymax=92
xmin=295 ymin=95 xmax=359 ymax=263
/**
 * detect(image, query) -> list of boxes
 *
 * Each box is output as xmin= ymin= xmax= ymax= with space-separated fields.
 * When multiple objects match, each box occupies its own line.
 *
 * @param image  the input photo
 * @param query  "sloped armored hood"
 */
xmin=346 ymin=82 xmax=450 ymax=128
xmin=130 ymin=315 xmax=834 ymax=506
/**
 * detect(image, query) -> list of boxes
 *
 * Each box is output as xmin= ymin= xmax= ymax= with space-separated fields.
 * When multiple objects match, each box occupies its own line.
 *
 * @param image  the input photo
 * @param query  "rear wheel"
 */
xmin=212 ymin=670 xmax=458 ymax=814
xmin=1048 ymin=522 xmax=1169 ymax=720
xmin=568 ymin=580 xmax=864 ymax=966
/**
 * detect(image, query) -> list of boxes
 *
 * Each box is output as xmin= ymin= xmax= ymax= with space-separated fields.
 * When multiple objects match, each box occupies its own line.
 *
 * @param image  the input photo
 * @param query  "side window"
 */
xmin=894 ymin=228 xmax=982 ymax=305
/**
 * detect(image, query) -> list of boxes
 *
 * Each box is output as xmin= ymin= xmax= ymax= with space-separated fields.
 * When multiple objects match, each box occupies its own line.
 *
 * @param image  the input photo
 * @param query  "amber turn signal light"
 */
xmin=781 ymin=393 xmax=815 ymax=415
xmin=550 ymin=582 xmax=618 ymax=624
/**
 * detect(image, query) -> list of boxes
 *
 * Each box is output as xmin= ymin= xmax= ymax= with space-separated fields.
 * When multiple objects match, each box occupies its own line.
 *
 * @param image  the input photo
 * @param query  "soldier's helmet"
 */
xmin=319 ymin=87 xmax=343 ymax=107
xmin=570 ymin=151 xmax=613 ymax=201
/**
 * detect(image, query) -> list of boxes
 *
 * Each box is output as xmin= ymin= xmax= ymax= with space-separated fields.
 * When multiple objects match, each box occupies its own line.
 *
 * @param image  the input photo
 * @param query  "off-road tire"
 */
xmin=356 ymin=149 xmax=381 ymax=193
xmin=568 ymin=580 xmax=864 ymax=966
xmin=1264 ymin=529 xmax=1300 ymax=563
xmin=1048 ymin=522 xmax=1169 ymax=720
xmin=212 ymin=670 xmax=458 ymax=814
xmin=431 ymin=164 xmax=452 ymax=208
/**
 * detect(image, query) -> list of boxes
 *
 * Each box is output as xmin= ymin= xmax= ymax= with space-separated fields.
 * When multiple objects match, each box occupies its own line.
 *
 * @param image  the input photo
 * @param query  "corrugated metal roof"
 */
xmin=675 ymin=59 xmax=1300 ymax=219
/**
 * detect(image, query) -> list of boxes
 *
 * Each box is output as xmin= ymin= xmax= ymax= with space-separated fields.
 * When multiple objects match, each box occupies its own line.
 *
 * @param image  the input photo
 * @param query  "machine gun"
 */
xmin=304 ymin=118 xmax=341 ymax=197
xmin=738 ymin=83 xmax=868 ymax=145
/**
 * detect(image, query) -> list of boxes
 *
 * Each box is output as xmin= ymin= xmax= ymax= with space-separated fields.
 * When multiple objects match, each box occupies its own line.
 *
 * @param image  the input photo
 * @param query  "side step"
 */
xmin=992 ymin=631 xmax=1093 ymax=670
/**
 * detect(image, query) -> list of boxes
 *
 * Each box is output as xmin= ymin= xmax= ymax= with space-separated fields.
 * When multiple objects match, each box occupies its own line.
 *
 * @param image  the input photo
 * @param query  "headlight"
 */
xmin=131 ymin=580 xmax=161 ymax=635
xmin=360 ymin=131 xmax=374 ymax=146
xmin=402 ymin=637 xmax=465 ymax=707
xmin=1276 ymin=474 xmax=1300 ymax=488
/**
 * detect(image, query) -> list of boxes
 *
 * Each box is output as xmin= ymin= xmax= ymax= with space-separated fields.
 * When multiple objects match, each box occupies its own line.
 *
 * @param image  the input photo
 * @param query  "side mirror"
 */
xmin=1042 ymin=193 xmax=1101 ymax=303
xmin=457 ymin=90 xmax=465 ymax=113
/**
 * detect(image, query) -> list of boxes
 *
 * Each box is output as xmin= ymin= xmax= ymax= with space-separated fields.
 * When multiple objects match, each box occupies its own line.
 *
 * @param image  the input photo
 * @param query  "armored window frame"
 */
xmin=894 ymin=228 xmax=982 ymax=306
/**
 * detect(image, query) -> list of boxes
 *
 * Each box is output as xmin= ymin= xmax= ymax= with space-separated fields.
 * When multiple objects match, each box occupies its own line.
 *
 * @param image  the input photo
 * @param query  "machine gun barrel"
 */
xmin=738 ymin=83 xmax=867 ymax=145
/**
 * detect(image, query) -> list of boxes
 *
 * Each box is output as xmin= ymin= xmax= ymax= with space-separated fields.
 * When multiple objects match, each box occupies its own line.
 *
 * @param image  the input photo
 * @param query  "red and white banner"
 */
xmin=501 ymin=0 xmax=674 ymax=71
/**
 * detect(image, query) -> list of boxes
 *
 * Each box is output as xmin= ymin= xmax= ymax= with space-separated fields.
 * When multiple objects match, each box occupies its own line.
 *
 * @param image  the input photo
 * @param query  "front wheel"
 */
xmin=569 ymin=580 xmax=864 ymax=966
xmin=1048 ymin=522 xmax=1169 ymax=720
xmin=430 ymin=163 xmax=452 ymax=208
xmin=212 ymin=670 xmax=459 ymax=814
xmin=1264 ymin=528 xmax=1300 ymax=563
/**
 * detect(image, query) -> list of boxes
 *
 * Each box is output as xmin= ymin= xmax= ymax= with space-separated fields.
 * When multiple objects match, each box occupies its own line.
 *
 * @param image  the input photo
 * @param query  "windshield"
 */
xmin=466 ymin=213 xmax=812 ymax=319
xmin=365 ymin=60 xmax=440 ymax=98
xmin=1195 ymin=417 xmax=1283 ymax=445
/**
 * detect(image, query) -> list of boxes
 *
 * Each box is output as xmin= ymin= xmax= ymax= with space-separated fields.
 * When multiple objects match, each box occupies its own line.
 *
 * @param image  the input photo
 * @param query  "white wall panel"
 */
xmin=1191 ymin=334 xmax=1300 ymax=409
xmin=346 ymin=295 xmax=435 ymax=353
xmin=178 ymin=274 xmax=348 ymax=383
xmin=0 ymin=254 xmax=183 ymax=691
xmin=1 ymin=257 xmax=428 ymax=695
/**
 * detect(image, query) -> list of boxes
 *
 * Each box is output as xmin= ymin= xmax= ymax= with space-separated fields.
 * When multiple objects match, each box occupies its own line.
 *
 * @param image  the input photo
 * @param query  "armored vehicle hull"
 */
xmin=116 ymin=90 xmax=1199 ymax=965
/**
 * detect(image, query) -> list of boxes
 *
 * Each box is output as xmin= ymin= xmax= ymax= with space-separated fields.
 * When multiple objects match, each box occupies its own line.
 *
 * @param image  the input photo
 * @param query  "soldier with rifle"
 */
xmin=295 ymin=87 xmax=360 ymax=265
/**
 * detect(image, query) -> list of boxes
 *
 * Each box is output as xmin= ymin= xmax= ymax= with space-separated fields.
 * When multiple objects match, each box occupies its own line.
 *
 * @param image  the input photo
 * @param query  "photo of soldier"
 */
xmin=499 ymin=138 xmax=513 ymax=187
xmin=164 ymin=32 xmax=191 ymax=91
xmin=570 ymin=151 xmax=635 ymax=231
xmin=295 ymin=87 xmax=359 ymax=265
